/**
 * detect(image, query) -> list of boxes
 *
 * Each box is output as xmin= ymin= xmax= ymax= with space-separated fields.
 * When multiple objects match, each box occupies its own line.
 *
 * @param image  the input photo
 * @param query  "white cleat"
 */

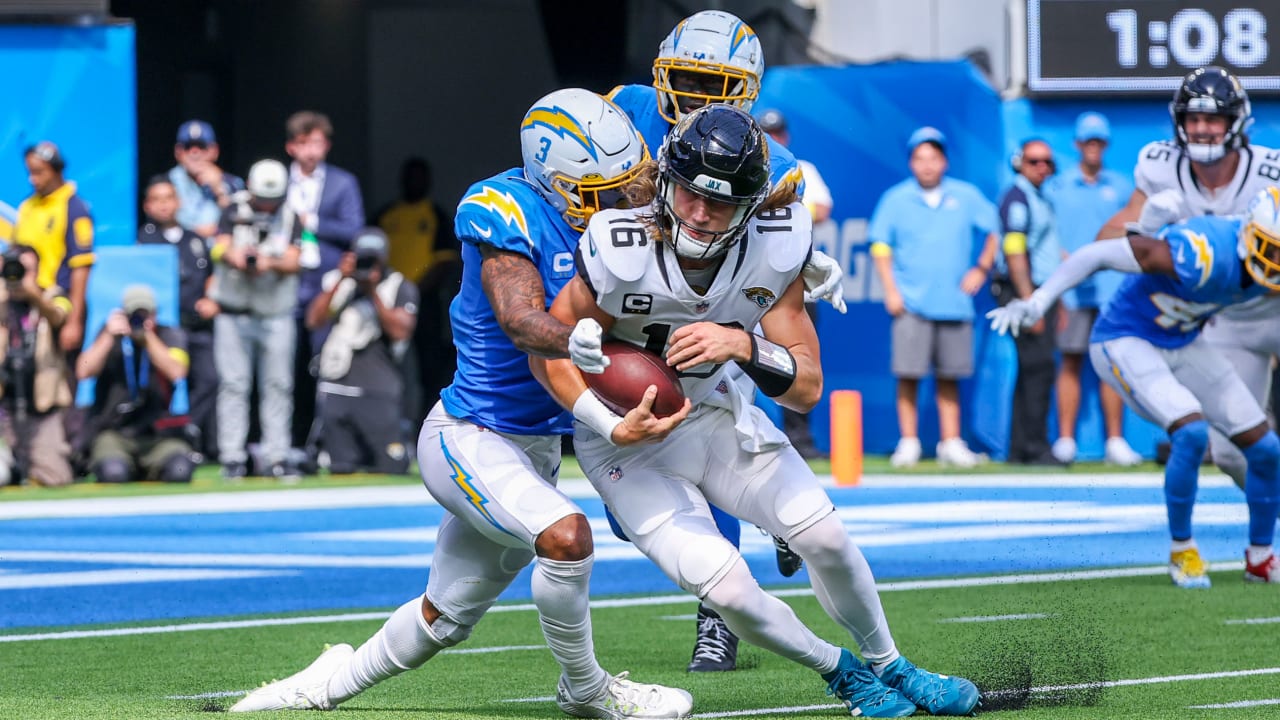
xmin=1051 ymin=437 xmax=1077 ymax=465
xmin=936 ymin=438 xmax=986 ymax=469
xmin=229 ymin=643 xmax=354 ymax=712
xmin=1105 ymin=436 xmax=1144 ymax=467
xmin=556 ymin=671 xmax=693 ymax=719
xmin=890 ymin=437 xmax=922 ymax=469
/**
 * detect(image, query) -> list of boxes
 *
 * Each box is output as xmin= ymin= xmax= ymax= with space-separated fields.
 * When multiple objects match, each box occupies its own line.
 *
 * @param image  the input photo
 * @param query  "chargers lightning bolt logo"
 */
xmin=461 ymin=186 xmax=530 ymax=238
xmin=439 ymin=434 xmax=516 ymax=538
xmin=729 ymin=22 xmax=755 ymax=58
xmin=1184 ymin=231 xmax=1214 ymax=289
xmin=522 ymin=105 xmax=597 ymax=161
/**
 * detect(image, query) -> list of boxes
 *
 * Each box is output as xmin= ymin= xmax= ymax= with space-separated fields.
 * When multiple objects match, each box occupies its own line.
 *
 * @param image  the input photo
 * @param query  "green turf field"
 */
xmin=3 ymin=565 xmax=1276 ymax=719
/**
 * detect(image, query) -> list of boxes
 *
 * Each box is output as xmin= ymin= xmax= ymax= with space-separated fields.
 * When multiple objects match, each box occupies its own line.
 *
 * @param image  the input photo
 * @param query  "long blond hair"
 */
xmin=623 ymin=159 xmax=800 ymax=243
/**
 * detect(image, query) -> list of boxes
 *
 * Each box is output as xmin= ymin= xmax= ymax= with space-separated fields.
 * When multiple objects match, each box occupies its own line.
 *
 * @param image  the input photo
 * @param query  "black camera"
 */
xmin=128 ymin=309 xmax=150 ymax=332
xmin=353 ymin=252 xmax=377 ymax=281
xmin=1 ymin=247 xmax=26 ymax=282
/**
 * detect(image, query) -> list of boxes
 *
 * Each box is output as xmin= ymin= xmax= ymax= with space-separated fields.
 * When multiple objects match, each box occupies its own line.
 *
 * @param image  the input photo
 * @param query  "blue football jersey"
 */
xmin=1092 ymin=216 xmax=1268 ymax=349
xmin=607 ymin=84 xmax=804 ymax=192
xmin=440 ymin=169 xmax=579 ymax=435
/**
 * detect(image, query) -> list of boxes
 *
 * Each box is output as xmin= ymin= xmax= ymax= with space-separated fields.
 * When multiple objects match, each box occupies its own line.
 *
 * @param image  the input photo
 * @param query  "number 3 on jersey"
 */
xmin=1149 ymin=292 xmax=1219 ymax=333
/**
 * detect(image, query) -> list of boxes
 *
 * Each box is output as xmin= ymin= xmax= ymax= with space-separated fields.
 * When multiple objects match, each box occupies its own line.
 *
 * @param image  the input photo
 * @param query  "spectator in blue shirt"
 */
xmin=996 ymin=138 xmax=1063 ymax=465
xmin=167 ymin=120 xmax=244 ymax=239
xmin=871 ymin=127 xmax=999 ymax=468
xmin=1045 ymin=112 xmax=1143 ymax=466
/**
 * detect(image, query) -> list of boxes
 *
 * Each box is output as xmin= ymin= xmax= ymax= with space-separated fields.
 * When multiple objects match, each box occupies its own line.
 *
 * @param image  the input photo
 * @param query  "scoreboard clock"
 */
xmin=1027 ymin=0 xmax=1280 ymax=93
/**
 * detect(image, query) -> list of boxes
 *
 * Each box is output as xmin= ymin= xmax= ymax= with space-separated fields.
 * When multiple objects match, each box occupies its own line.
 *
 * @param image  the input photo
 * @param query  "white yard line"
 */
xmin=1224 ymin=616 xmax=1280 ymax=625
xmin=0 ymin=472 xmax=1200 ymax=520
xmin=938 ymin=613 xmax=1051 ymax=623
xmin=1189 ymin=698 xmax=1280 ymax=709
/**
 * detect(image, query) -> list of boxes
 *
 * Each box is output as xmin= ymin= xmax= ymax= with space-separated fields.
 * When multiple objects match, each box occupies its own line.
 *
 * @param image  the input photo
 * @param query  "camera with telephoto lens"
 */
xmin=1 ymin=246 xmax=26 ymax=282
xmin=231 ymin=208 xmax=275 ymax=271
xmin=353 ymin=251 xmax=378 ymax=281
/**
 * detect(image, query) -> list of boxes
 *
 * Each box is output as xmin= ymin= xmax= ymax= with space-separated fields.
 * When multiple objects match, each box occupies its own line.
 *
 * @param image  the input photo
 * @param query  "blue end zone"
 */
xmin=0 ymin=477 xmax=1254 ymax=630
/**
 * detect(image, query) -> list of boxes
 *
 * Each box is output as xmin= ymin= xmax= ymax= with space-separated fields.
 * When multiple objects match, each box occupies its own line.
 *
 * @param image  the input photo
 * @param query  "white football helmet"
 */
xmin=521 ymin=89 xmax=649 ymax=229
xmin=653 ymin=10 xmax=764 ymax=124
xmin=1240 ymin=186 xmax=1280 ymax=290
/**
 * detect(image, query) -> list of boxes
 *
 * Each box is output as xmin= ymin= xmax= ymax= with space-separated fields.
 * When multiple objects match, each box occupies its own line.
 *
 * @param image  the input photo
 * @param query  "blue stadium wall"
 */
xmin=0 ymin=24 xmax=137 ymax=248
xmin=758 ymin=60 xmax=1280 ymax=461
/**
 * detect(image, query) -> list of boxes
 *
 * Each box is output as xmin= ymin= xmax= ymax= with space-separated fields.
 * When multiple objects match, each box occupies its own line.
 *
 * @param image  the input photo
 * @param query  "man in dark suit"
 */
xmin=283 ymin=110 xmax=365 ymax=454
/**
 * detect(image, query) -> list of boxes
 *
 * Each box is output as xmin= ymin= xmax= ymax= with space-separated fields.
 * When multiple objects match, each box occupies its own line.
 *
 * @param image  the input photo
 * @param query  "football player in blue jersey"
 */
xmin=989 ymin=186 xmax=1280 ymax=587
xmin=231 ymin=89 xmax=694 ymax=719
xmin=604 ymin=8 xmax=845 ymax=671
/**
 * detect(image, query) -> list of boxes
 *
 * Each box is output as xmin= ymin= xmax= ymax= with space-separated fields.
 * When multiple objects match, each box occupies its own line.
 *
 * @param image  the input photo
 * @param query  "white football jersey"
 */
xmin=1134 ymin=141 xmax=1280 ymax=216
xmin=578 ymin=203 xmax=811 ymax=405
xmin=1135 ymin=141 xmax=1280 ymax=322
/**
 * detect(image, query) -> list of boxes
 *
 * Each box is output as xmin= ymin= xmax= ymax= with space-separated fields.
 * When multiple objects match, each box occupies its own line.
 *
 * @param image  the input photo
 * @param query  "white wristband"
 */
xmin=572 ymin=390 xmax=623 ymax=445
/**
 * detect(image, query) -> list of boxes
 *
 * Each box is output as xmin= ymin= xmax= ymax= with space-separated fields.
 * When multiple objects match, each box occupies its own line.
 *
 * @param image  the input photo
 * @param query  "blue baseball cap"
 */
xmin=1074 ymin=112 xmax=1110 ymax=142
xmin=176 ymin=120 xmax=217 ymax=145
xmin=907 ymin=126 xmax=946 ymax=155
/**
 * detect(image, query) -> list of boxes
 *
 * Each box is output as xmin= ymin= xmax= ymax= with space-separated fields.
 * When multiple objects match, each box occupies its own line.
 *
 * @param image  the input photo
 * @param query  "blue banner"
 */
xmin=0 ymin=24 xmax=137 ymax=248
xmin=759 ymin=60 xmax=1280 ymax=460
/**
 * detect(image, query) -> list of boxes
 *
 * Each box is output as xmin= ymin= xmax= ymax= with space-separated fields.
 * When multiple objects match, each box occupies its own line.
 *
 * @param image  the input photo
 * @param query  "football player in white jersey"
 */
xmin=532 ymin=105 xmax=980 ymax=718
xmin=231 ymin=89 xmax=693 ymax=719
xmin=1099 ymin=66 xmax=1280 ymax=493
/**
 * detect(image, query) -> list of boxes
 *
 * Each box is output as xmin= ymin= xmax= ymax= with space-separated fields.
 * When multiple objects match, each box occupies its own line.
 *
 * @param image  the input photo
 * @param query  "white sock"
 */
xmin=790 ymin=513 xmax=898 ymax=665
xmin=532 ymin=556 xmax=608 ymax=701
xmin=703 ymin=556 xmax=841 ymax=673
xmin=1248 ymin=545 xmax=1273 ymax=565
xmin=1171 ymin=538 xmax=1197 ymax=553
xmin=326 ymin=595 xmax=445 ymax=704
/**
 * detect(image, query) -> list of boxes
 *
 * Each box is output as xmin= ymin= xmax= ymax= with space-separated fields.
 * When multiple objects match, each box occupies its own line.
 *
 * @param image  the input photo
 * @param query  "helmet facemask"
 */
xmin=550 ymin=166 xmax=644 ymax=230
xmin=654 ymin=63 xmax=759 ymax=124
xmin=1240 ymin=188 xmax=1280 ymax=290
xmin=657 ymin=173 xmax=760 ymax=260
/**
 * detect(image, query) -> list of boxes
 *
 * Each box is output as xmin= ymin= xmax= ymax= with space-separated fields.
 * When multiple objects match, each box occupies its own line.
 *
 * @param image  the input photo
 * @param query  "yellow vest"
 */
xmin=379 ymin=199 xmax=456 ymax=283
xmin=14 ymin=181 xmax=96 ymax=289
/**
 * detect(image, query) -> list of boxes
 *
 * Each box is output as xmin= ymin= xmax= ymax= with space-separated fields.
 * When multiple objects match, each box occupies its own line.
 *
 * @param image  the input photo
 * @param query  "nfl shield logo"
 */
xmin=694 ymin=300 xmax=711 ymax=314
xmin=608 ymin=466 xmax=624 ymax=481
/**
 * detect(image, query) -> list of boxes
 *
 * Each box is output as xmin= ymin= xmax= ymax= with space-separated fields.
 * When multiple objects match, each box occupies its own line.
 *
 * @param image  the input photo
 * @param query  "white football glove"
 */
xmin=802 ymin=249 xmax=848 ymax=313
xmin=1136 ymin=189 xmax=1188 ymax=236
xmin=985 ymin=296 xmax=1048 ymax=338
xmin=569 ymin=318 xmax=610 ymax=374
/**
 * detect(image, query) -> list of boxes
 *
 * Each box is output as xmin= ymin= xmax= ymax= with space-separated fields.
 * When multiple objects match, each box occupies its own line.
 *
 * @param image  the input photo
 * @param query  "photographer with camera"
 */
xmin=76 ymin=285 xmax=193 ymax=483
xmin=209 ymin=159 xmax=302 ymax=480
xmin=305 ymin=228 xmax=416 ymax=474
xmin=0 ymin=245 xmax=75 ymax=486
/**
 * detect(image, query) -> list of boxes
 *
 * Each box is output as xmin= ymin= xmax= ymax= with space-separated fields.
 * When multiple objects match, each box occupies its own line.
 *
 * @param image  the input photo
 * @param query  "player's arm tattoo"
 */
xmin=480 ymin=245 xmax=573 ymax=358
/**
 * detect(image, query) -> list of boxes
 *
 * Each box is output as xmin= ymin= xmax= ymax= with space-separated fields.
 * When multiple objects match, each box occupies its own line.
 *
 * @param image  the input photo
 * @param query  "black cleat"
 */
xmin=774 ymin=534 xmax=804 ymax=577
xmin=687 ymin=604 xmax=738 ymax=672
xmin=221 ymin=461 xmax=248 ymax=480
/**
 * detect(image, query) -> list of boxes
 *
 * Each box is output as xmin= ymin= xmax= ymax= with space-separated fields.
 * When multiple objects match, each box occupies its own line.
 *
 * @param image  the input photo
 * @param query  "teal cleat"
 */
xmin=878 ymin=656 xmax=980 ymax=717
xmin=822 ymin=648 xmax=917 ymax=718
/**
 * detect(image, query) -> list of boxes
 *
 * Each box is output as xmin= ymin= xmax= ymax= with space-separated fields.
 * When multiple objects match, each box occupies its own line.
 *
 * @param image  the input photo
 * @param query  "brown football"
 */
xmin=584 ymin=341 xmax=686 ymax=418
